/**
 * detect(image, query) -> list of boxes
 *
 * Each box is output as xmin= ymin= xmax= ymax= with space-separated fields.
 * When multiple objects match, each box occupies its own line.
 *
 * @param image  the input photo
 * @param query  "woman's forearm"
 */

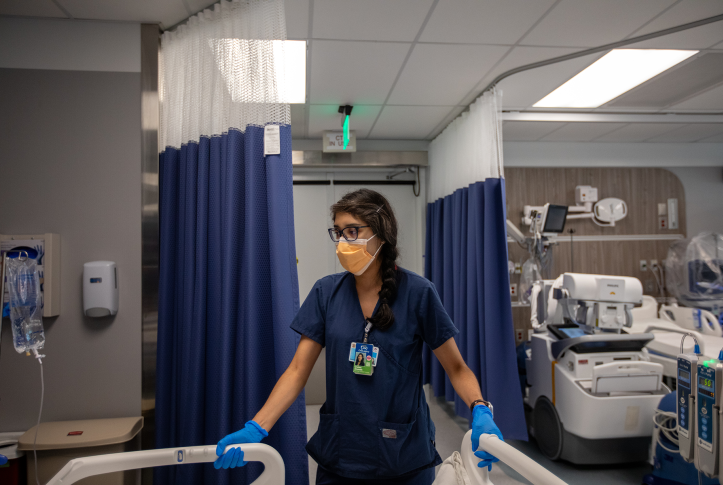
xmin=448 ymin=365 xmax=484 ymax=409
xmin=252 ymin=365 xmax=308 ymax=431
xmin=252 ymin=335 xmax=322 ymax=431
xmin=433 ymin=338 xmax=484 ymax=409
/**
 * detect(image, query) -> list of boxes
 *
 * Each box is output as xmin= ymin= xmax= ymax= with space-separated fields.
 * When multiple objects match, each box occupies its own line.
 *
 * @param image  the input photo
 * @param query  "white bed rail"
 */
xmin=462 ymin=430 xmax=567 ymax=485
xmin=46 ymin=444 xmax=284 ymax=485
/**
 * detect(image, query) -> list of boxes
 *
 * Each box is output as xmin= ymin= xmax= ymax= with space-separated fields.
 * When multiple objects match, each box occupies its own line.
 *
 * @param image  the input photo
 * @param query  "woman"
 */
xmin=214 ymin=189 xmax=503 ymax=484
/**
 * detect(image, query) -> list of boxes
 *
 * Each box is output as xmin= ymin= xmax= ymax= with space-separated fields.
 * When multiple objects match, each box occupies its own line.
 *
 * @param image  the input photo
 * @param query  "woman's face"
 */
xmin=333 ymin=212 xmax=382 ymax=254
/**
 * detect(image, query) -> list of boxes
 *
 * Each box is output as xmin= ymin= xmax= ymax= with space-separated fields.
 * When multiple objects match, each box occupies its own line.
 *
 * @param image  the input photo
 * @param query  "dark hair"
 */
xmin=331 ymin=189 xmax=398 ymax=330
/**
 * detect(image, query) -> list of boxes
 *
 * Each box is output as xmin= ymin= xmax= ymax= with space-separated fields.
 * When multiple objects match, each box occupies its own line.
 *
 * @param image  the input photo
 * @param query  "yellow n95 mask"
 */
xmin=336 ymin=235 xmax=384 ymax=276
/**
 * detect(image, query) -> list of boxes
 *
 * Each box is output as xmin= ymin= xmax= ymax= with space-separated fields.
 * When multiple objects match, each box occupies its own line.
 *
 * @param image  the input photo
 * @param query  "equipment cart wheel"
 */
xmin=533 ymin=397 xmax=563 ymax=461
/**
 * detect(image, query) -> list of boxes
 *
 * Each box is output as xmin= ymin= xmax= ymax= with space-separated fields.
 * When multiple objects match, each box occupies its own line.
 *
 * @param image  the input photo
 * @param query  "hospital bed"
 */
xmin=44 ymin=433 xmax=569 ymax=485
xmin=628 ymin=296 xmax=723 ymax=378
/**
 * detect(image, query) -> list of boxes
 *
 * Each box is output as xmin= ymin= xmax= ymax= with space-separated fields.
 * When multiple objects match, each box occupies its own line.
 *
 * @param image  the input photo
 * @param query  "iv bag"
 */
xmin=6 ymin=256 xmax=45 ymax=353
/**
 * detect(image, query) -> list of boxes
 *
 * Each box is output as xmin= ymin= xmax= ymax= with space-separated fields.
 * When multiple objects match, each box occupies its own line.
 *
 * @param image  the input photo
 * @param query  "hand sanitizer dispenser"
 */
xmin=83 ymin=261 xmax=118 ymax=317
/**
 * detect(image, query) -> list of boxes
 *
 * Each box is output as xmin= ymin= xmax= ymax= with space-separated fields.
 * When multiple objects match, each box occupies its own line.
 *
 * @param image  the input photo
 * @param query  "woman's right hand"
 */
xmin=214 ymin=420 xmax=268 ymax=469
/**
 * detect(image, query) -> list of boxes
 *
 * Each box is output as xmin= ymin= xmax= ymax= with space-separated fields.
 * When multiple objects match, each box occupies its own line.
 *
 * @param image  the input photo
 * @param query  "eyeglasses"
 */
xmin=328 ymin=226 xmax=370 ymax=242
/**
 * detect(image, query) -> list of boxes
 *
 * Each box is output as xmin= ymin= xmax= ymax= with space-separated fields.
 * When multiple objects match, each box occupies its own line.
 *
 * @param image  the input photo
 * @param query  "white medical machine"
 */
xmin=526 ymin=273 xmax=667 ymax=464
xmin=83 ymin=261 xmax=119 ymax=317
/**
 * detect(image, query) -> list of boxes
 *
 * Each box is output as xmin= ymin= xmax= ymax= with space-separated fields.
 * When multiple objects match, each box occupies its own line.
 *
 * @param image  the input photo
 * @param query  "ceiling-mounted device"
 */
xmin=338 ymin=105 xmax=353 ymax=149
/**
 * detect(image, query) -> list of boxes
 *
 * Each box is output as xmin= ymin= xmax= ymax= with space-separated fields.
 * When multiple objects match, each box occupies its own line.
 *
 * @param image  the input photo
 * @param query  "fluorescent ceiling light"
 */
xmin=273 ymin=40 xmax=306 ymax=104
xmin=533 ymin=49 xmax=697 ymax=108
xmin=211 ymin=39 xmax=306 ymax=104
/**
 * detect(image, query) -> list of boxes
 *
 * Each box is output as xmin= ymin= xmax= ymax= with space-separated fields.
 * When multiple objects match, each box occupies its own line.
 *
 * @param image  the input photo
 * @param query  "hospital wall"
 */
xmin=504 ymin=141 xmax=723 ymax=234
xmin=503 ymin=141 xmax=723 ymax=340
xmin=0 ymin=19 xmax=142 ymax=431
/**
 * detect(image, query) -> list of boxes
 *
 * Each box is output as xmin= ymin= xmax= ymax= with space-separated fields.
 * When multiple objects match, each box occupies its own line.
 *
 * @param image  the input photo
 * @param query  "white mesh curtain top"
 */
xmin=427 ymin=89 xmax=504 ymax=202
xmin=160 ymin=0 xmax=290 ymax=151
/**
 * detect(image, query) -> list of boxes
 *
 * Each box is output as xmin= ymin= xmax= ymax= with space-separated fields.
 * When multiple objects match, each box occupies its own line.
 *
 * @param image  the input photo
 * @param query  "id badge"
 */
xmin=350 ymin=342 xmax=374 ymax=376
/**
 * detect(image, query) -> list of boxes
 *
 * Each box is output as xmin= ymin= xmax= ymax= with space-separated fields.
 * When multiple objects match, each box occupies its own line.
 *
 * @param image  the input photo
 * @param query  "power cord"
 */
xmin=32 ymin=349 xmax=45 ymax=485
xmin=653 ymin=408 xmax=679 ymax=454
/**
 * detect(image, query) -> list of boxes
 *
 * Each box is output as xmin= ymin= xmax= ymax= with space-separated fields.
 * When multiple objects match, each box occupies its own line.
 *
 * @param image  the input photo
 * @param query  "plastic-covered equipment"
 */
xmin=520 ymin=258 xmax=542 ymax=306
xmin=666 ymin=232 xmax=723 ymax=313
xmin=4 ymin=255 xmax=45 ymax=353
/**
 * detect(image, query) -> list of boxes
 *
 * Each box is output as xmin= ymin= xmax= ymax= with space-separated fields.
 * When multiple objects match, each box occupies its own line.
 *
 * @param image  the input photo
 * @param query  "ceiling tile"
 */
xmin=428 ymin=106 xmax=465 ymax=139
xmin=593 ymin=123 xmax=686 ymax=142
xmin=309 ymin=40 xmax=410 ymax=105
xmin=628 ymin=22 xmax=723 ymax=49
xmin=503 ymin=121 xmax=567 ymax=141
xmin=369 ymin=106 xmax=453 ymax=139
xmin=461 ymin=45 xmax=580 ymax=106
xmin=646 ymin=123 xmax=723 ymax=142
xmin=420 ymin=0 xmax=557 ymax=45
xmin=0 ymin=0 xmax=67 ymax=18
xmin=291 ymin=104 xmax=306 ymax=138
xmin=698 ymin=132 xmax=723 ymax=142
xmin=285 ymin=0 xmax=309 ymax=40
xmin=639 ymin=0 xmax=723 ymax=28
xmin=60 ymin=0 xmax=189 ymax=27
xmin=495 ymin=52 xmax=605 ymax=109
xmin=670 ymin=82 xmax=723 ymax=110
xmin=185 ymin=0 xmax=220 ymax=15
xmin=539 ymin=122 xmax=627 ymax=141
xmin=388 ymin=44 xmax=507 ymax=106
xmin=307 ymin=104 xmax=382 ymax=138
xmin=606 ymin=53 xmax=723 ymax=109
xmin=312 ymin=0 xmax=433 ymax=42
xmin=520 ymin=0 xmax=676 ymax=48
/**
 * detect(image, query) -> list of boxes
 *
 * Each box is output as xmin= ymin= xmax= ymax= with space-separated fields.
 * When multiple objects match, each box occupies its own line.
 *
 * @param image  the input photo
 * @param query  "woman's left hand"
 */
xmin=471 ymin=405 xmax=503 ymax=470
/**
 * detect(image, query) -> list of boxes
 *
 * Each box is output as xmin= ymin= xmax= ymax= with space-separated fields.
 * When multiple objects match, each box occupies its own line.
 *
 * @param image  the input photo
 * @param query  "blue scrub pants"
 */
xmin=315 ymin=466 xmax=436 ymax=485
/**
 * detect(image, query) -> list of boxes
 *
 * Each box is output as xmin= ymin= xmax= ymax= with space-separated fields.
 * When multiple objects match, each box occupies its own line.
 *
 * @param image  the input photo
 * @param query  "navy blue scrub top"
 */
xmin=291 ymin=267 xmax=459 ymax=480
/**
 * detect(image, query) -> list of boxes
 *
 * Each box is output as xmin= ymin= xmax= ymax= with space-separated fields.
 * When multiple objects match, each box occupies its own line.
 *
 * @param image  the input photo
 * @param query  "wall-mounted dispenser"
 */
xmin=83 ymin=261 xmax=118 ymax=317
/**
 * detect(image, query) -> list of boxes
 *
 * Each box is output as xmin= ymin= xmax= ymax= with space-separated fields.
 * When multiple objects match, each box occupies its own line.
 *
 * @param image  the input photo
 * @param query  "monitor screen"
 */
xmin=559 ymin=327 xmax=587 ymax=339
xmin=543 ymin=204 xmax=568 ymax=233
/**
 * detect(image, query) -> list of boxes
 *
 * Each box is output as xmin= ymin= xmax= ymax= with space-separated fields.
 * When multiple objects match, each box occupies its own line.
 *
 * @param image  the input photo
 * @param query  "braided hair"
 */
xmin=331 ymin=189 xmax=399 ymax=330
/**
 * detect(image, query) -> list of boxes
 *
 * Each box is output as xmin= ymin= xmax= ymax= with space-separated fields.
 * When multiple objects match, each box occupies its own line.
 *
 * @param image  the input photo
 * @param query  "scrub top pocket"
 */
xmin=376 ymin=406 xmax=434 ymax=477
xmin=307 ymin=404 xmax=340 ymax=469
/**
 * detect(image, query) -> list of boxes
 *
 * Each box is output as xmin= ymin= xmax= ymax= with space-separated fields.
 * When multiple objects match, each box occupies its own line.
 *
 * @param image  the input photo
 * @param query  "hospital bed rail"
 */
xmin=45 ymin=443 xmax=284 ymax=485
xmin=463 ymin=430 xmax=568 ymax=485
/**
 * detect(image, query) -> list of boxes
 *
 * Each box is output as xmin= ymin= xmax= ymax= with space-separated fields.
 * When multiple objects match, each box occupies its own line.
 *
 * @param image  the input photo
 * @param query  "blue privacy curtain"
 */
xmin=155 ymin=1 xmax=309 ymax=484
xmin=422 ymin=91 xmax=527 ymax=441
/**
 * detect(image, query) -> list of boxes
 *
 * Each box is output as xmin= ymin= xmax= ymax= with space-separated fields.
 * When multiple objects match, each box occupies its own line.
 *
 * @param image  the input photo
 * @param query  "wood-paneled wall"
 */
xmin=505 ymin=168 xmax=686 ymax=341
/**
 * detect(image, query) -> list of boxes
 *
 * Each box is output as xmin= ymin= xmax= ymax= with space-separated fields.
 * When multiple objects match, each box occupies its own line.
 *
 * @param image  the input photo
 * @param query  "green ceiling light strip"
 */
xmin=343 ymin=115 xmax=350 ymax=149
xmin=338 ymin=105 xmax=353 ymax=150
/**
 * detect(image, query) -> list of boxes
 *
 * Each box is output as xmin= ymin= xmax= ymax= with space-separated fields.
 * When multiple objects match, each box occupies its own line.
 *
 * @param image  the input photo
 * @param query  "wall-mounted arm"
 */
xmin=46 ymin=444 xmax=284 ymax=485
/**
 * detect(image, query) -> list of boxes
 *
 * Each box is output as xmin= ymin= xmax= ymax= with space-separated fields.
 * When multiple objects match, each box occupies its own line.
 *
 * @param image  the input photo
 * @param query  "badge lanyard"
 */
xmin=350 ymin=320 xmax=379 ymax=376
xmin=363 ymin=320 xmax=372 ymax=343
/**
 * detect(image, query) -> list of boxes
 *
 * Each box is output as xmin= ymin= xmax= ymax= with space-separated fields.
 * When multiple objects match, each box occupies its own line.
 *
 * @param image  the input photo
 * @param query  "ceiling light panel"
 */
xmin=608 ymin=53 xmax=723 ymax=108
xmin=534 ymin=49 xmax=698 ymax=108
xmin=273 ymin=40 xmax=306 ymax=104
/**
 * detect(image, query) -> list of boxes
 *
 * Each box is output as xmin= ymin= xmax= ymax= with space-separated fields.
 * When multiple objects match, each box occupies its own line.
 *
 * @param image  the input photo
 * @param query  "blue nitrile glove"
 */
xmin=0 ymin=454 xmax=8 ymax=466
xmin=471 ymin=404 xmax=504 ymax=471
xmin=214 ymin=420 xmax=268 ymax=470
